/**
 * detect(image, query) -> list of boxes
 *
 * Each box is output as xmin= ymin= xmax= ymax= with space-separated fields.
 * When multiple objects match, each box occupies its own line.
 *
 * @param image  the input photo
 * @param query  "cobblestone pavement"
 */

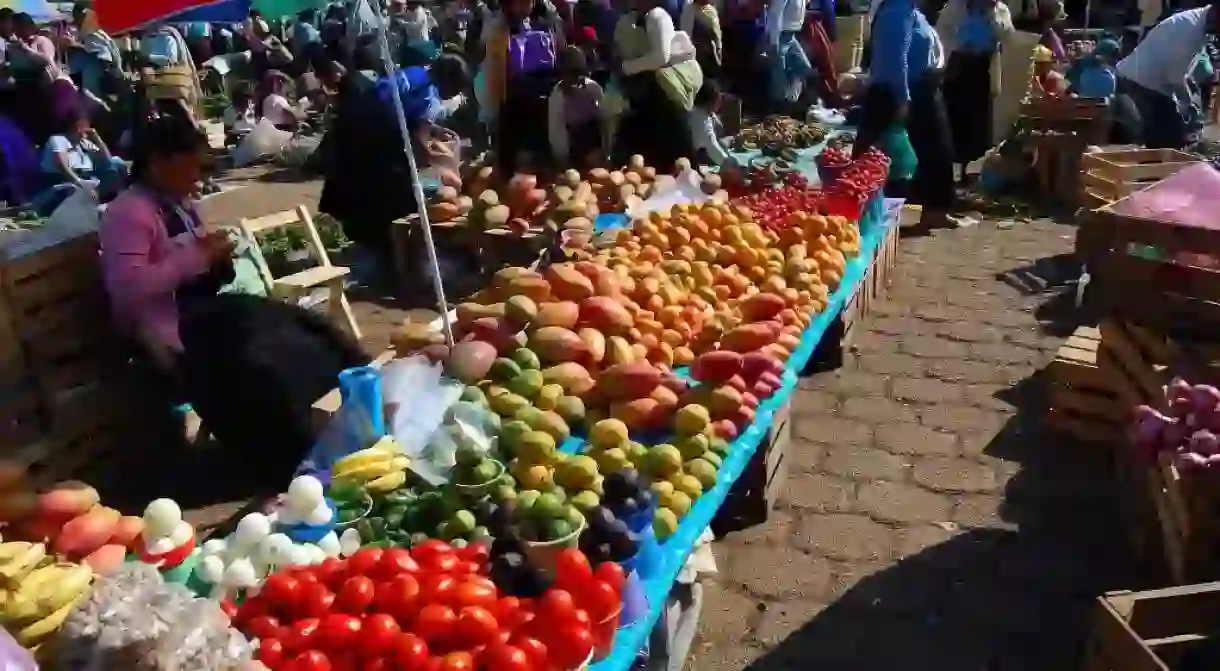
xmin=687 ymin=218 xmax=1139 ymax=670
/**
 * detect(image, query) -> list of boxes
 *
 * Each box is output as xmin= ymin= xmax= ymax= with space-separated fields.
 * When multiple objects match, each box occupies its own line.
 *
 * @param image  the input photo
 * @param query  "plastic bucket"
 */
xmin=523 ymin=516 xmax=586 ymax=578
xmin=453 ymin=460 xmax=506 ymax=499
xmin=622 ymin=523 xmax=663 ymax=580
xmin=620 ymin=569 xmax=649 ymax=626
xmin=591 ymin=605 xmax=623 ymax=660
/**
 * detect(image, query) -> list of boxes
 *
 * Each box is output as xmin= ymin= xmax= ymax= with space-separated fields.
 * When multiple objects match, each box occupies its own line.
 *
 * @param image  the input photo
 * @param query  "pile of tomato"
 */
xmin=824 ymin=147 xmax=891 ymax=206
xmin=732 ymin=182 xmax=823 ymax=231
xmin=230 ymin=542 xmax=625 ymax=671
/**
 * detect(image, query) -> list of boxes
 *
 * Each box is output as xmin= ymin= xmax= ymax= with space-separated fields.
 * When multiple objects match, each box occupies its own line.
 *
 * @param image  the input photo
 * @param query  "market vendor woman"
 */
xmin=100 ymin=114 xmax=365 ymax=479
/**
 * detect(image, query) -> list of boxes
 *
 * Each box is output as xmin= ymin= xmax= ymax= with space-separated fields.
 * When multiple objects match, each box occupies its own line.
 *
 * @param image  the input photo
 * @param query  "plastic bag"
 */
xmin=278 ymin=134 xmax=322 ymax=168
xmin=625 ymin=169 xmax=709 ymax=220
xmin=382 ymin=356 xmax=464 ymax=483
xmin=295 ymin=402 xmax=376 ymax=482
xmin=47 ymin=185 xmax=100 ymax=235
xmin=233 ymin=119 xmax=293 ymax=167
xmin=0 ymin=629 xmax=36 ymax=670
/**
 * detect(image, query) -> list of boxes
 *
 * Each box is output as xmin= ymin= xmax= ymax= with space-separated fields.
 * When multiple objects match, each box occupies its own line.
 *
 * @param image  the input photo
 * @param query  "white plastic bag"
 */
xmin=382 ymin=356 xmax=465 ymax=483
xmin=47 ymin=186 xmax=100 ymax=235
xmin=233 ymin=118 xmax=293 ymax=167
xmin=278 ymin=134 xmax=322 ymax=168
xmin=625 ymin=169 xmax=709 ymax=220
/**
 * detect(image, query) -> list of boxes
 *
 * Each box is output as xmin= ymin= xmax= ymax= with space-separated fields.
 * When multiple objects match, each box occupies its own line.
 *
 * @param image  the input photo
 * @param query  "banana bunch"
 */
xmin=0 ymin=542 xmax=93 ymax=648
xmin=332 ymin=437 xmax=411 ymax=494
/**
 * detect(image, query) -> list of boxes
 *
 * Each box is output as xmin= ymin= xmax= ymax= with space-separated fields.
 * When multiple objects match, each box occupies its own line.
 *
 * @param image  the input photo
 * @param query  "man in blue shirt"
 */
xmin=862 ymin=0 xmax=956 ymax=230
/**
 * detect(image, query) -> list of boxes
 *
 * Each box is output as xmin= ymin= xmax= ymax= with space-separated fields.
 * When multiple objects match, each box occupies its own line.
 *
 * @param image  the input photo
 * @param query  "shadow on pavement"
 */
xmin=744 ymin=383 xmax=1140 ymax=670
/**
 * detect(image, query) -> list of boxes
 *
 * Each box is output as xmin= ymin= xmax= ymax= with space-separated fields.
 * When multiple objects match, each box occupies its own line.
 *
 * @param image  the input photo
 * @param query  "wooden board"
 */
xmin=1083 ymin=582 xmax=1220 ymax=671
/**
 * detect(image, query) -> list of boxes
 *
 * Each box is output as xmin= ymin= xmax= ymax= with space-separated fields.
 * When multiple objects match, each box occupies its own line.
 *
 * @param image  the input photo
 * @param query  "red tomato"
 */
xmin=593 ymin=562 xmax=626 ymax=595
xmin=294 ymin=650 xmax=333 ymax=671
xmin=419 ymin=574 xmax=456 ymax=605
xmin=423 ymin=552 xmax=459 ymax=574
xmin=537 ymin=590 xmax=576 ymax=624
xmin=262 ymin=573 xmax=302 ymax=613
xmin=439 ymin=651 xmax=474 ymax=671
xmin=549 ymin=625 xmax=594 ymax=669
xmin=375 ymin=574 xmax=421 ymax=622
xmin=246 ymin=615 xmax=284 ymax=640
xmin=454 ymin=606 xmax=499 ymax=648
xmin=219 ymin=599 xmax=239 ymax=620
xmin=293 ymin=570 xmax=321 ymax=587
xmin=318 ymin=613 xmax=363 ymax=651
xmin=284 ymin=618 xmax=321 ymax=652
xmin=316 ymin=558 xmax=349 ymax=589
xmin=299 ymin=582 xmax=336 ymax=619
xmin=458 ymin=543 xmax=489 ymax=564
xmin=571 ymin=609 xmax=591 ymax=628
xmin=361 ymin=658 xmax=391 ymax=671
xmin=512 ymin=637 xmax=548 ymax=669
xmin=347 ymin=549 xmax=384 ymax=577
xmin=360 ymin=613 xmax=401 ymax=658
xmin=490 ymin=597 xmax=521 ymax=630
xmin=411 ymin=540 xmax=454 ymax=563
xmin=581 ymin=580 xmax=620 ymax=622
xmin=455 ymin=560 xmax=481 ymax=575
xmin=554 ymin=550 xmax=593 ymax=591
xmin=481 ymin=643 xmax=530 ymax=671
xmin=236 ymin=596 xmax=272 ymax=625
xmin=328 ymin=653 xmax=359 ymax=671
xmin=257 ymin=638 xmax=286 ymax=669
xmin=414 ymin=604 xmax=457 ymax=647
xmin=336 ymin=576 xmax=376 ymax=614
xmin=392 ymin=632 xmax=429 ymax=669
xmin=451 ymin=578 xmax=497 ymax=609
xmin=376 ymin=548 xmax=420 ymax=579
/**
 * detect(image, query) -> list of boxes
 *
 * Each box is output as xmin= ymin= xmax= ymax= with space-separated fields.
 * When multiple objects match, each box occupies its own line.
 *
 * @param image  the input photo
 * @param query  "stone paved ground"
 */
xmin=687 ymin=218 xmax=1140 ymax=670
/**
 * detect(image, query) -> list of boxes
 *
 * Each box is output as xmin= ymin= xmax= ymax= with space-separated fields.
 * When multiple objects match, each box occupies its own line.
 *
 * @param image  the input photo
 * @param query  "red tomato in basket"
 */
xmin=318 ymin=613 xmax=363 ymax=651
xmin=361 ymin=613 xmax=401 ymax=658
xmin=549 ymin=624 xmax=594 ymax=670
xmin=347 ymin=549 xmax=383 ymax=577
xmin=414 ymin=603 xmax=458 ymax=647
xmin=336 ymin=576 xmax=376 ymax=614
xmin=292 ymin=650 xmax=333 ymax=671
xmin=375 ymin=573 xmax=421 ymax=621
xmin=393 ymin=632 xmax=430 ymax=668
xmin=263 ymin=573 xmax=302 ymax=613
xmin=554 ymin=549 xmax=593 ymax=591
xmin=453 ymin=606 xmax=500 ymax=648
xmin=257 ymin=638 xmax=287 ymax=669
xmin=299 ymin=582 xmax=336 ymax=619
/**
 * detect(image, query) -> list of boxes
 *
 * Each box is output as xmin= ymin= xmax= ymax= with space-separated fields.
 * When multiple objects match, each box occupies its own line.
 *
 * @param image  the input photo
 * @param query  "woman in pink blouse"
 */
xmin=100 ymin=115 xmax=364 ymax=477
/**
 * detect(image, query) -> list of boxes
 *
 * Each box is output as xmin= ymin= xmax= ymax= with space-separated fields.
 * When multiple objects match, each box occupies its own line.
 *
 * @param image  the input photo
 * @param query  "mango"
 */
xmin=542 ymin=362 xmax=595 ymax=396
xmin=546 ymin=264 xmax=596 ymax=302
xmin=691 ymin=350 xmax=743 ymax=384
xmin=589 ymin=419 xmax=630 ymax=450
xmin=687 ymin=458 xmax=719 ymax=489
xmin=512 ymin=347 xmax=541 ymax=370
xmin=599 ymin=362 xmax=662 ymax=401
xmin=580 ymin=296 xmax=634 ymax=335
xmin=500 ymin=420 xmax=532 ymax=453
xmin=578 ymin=328 xmax=606 ymax=363
xmin=446 ymin=341 xmax=497 ymax=384
xmin=740 ymin=292 xmax=786 ymax=322
xmin=456 ymin=302 xmax=506 ymax=327
xmin=517 ymin=407 xmax=571 ymax=444
xmin=518 ymin=431 xmax=558 ymax=464
xmin=646 ymin=444 xmax=683 ymax=478
xmin=604 ymin=336 xmax=635 ymax=365
xmin=489 ymin=357 xmax=523 ymax=382
xmin=554 ymin=395 xmax=586 ymax=426
xmin=536 ymin=384 xmax=564 ymax=410
xmin=504 ymin=275 xmax=552 ymax=303
xmin=504 ymin=295 xmax=538 ymax=329
xmin=676 ymin=433 xmax=710 ymax=461
xmin=508 ymin=369 xmax=545 ymax=399
xmin=708 ymin=386 xmax=744 ymax=419
xmin=490 ymin=392 xmax=531 ymax=417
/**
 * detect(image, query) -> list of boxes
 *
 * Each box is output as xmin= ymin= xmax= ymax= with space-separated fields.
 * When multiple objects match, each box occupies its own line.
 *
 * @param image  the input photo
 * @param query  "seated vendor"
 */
xmin=258 ymin=70 xmax=305 ymax=131
xmin=100 ymin=114 xmax=365 ymax=477
xmin=688 ymin=79 xmax=740 ymax=171
xmin=1067 ymin=38 xmax=1119 ymax=99
xmin=1031 ymin=45 xmax=1065 ymax=99
xmin=32 ymin=110 xmax=127 ymax=214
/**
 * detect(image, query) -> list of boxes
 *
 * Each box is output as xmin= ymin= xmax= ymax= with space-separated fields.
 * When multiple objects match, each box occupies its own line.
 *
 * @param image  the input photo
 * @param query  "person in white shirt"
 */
xmin=548 ymin=46 xmax=612 ymax=167
xmin=766 ymin=0 xmax=811 ymax=105
xmin=258 ymin=70 xmax=304 ymax=129
xmin=1115 ymin=4 xmax=1220 ymax=148
xmin=688 ymin=78 xmax=739 ymax=169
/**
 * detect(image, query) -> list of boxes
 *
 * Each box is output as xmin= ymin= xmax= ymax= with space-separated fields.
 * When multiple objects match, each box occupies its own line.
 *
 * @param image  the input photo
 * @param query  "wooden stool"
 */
xmin=238 ymin=205 xmax=362 ymax=339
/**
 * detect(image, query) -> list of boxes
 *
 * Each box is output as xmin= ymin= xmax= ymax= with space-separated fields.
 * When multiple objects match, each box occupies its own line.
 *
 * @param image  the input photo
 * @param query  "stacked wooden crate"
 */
xmin=712 ymin=400 xmax=791 ymax=535
xmin=1083 ymin=583 xmax=1220 ymax=671
xmin=1079 ymin=148 xmax=1201 ymax=210
xmin=1046 ymin=320 xmax=1170 ymax=444
xmin=1022 ymin=98 xmax=1111 ymax=205
xmin=0 ymin=228 xmax=131 ymax=484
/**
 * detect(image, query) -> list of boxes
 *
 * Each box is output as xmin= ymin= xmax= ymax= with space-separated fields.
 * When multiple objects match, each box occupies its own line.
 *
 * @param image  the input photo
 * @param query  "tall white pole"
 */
xmin=368 ymin=0 xmax=457 ymax=347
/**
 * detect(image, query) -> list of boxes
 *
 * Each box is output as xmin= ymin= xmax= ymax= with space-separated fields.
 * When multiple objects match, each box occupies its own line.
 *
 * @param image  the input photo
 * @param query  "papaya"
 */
xmin=528 ymin=327 xmax=589 ymax=364
xmin=741 ymin=351 xmax=784 ymax=380
xmin=546 ymin=264 xmax=596 ymax=302
xmin=721 ymin=323 xmax=778 ymax=353
xmin=535 ymin=302 xmax=580 ymax=330
xmin=579 ymin=296 xmax=634 ymax=334
xmin=740 ymin=292 xmax=786 ymax=323
xmin=598 ymin=362 xmax=662 ymax=401
xmin=691 ymin=351 xmax=743 ymax=384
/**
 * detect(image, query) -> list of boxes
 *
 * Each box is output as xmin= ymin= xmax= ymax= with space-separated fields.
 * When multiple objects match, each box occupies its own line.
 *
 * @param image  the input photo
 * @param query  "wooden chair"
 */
xmin=238 ymin=205 xmax=362 ymax=339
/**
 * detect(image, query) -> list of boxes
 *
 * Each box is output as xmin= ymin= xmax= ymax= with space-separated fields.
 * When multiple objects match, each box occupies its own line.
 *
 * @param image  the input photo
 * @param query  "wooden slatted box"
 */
xmin=1083 ymin=582 xmax=1220 ymax=671
xmin=1079 ymin=148 xmax=1201 ymax=211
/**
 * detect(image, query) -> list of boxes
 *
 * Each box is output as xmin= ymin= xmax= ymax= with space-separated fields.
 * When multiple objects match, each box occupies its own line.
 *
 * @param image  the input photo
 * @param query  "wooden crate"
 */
xmin=1079 ymin=148 xmax=1201 ymax=210
xmin=712 ymin=399 xmax=791 ymax=535
xmin=806 ymin=217 xmax=901 ymax=373
xmin=1147 ymin=450 xmax=1220 ymax=585
xmin=1078 ymin=202 xmax=1220 ymax=338
xmin=1083 ymin=582 xmax=1220 ymax=671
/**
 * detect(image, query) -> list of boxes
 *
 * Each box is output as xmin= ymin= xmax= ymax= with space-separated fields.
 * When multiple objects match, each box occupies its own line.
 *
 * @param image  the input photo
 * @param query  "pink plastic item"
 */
xmin=0 ymin=628 xmax=37 ymax=670
xmin=1108 ymin=163 xmax=1220 ymax=231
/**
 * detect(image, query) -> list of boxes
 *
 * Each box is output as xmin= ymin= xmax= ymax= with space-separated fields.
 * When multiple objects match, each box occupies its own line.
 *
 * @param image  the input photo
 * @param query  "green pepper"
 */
xmin=364 ymin=538 xmax=394 ymax=549
xmin=384 ymin=508 xmax=407 ymax=530
xmin=368 ymin=516 xmax=387 ymax=538
xmin=356 ymin=518 xmax=376 ymax=544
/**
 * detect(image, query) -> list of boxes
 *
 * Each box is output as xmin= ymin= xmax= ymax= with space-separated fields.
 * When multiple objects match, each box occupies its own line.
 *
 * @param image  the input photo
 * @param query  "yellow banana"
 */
xmin=365 ymin=469 xmax=407 ymax=494
xmin=0 ymin=541 xmax=35 ymax=564
xmin=333 ymin=460 xmax=397 ymax=485
xmin=333 ymin=451 xmax=394 ymax=479
xmin=35 ymin=564 xmax=92 ymax=618
xmin=0 ymin=543 xmax=46 ymax=583
xmin=16 ymin=590 xmax=87 ymax=647
xmin=5 ymin=562 xmax=71 ymax=622
xmin=333 ymin=437 xmax=401 ymax=474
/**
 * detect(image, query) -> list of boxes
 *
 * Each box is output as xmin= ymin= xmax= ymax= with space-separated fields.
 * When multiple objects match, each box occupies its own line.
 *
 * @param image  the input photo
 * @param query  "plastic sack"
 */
xmin=0 ymin=629 xmax=35 ymax=670
xmin=382 ymin=355 xmax=465 ymax=483
xmin=421 ymin=401 xmax=501 ymax=483
xmin=278 ymin=133 xmax=322 ymax=168
xmin=233 ymin=119 xmax=293 ymax=167
xmin=47 ymin=185 xmax=100 ymax=235
xmin=295 ymin=401 xmax=377 ymax=482
xmin=624 ymin=169 xmax=709 ymax=220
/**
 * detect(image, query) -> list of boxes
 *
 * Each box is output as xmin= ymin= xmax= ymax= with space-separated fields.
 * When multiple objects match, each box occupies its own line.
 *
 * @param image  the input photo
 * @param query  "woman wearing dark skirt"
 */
xmin=613 ymin=0 xmax=703 ymax=168
xmin=856 ymin=0 xmax=956 ymax=231
xmin=937 ymin=0 xmax=1013 ymax=183
xmin=484 ymin=0 xmax=562 ymax=171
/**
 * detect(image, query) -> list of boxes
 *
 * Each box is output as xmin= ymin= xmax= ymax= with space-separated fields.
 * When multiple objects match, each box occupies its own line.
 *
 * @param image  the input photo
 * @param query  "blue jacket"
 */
xmin=869 ymin=0 xmax=935 ymax=104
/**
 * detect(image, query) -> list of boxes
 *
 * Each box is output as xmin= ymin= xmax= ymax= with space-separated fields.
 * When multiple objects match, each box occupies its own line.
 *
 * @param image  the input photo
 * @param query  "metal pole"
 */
xmin=369 ymin=0 xmax=457 ymax=347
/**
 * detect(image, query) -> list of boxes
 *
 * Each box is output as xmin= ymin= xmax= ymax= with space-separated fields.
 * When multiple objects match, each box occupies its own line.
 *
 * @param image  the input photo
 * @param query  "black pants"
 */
xmin=855 ymin=74 xmax=954 ymax=212
xmin=943 ymin=51 xmax=994 ymax=164
xmin=615 ymin=72 xmax=695 ymax=170
xmin=1119 ymin=75 xmax=1189 ymax=149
